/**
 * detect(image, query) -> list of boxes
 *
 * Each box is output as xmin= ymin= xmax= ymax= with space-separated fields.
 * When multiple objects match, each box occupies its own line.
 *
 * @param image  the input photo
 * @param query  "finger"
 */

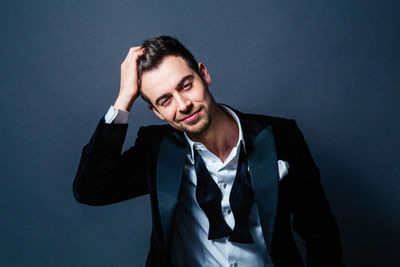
xmin=134 ymin=46 xmax=145 ymax=54
xmin=123 ymin=46 xmax=141 ymax=63
xmin=128 ymin=48 xmax=145 ymax=68
xmin=129 ymin=46 xmax=144 ymax=59
xmin=136 ymin=47 xmax=145 ymax=57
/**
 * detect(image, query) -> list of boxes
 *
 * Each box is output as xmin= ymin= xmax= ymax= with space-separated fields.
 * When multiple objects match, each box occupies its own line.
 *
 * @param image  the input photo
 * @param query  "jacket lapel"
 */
xmin=238 ymin=111 xmax=279 ymax=252
xmin=156 ymin=129 xmax=188 ymax=249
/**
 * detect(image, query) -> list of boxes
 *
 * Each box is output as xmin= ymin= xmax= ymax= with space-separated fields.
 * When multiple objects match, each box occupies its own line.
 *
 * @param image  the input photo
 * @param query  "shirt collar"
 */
xmin=184 ymin=104 xmax=245 ymax=163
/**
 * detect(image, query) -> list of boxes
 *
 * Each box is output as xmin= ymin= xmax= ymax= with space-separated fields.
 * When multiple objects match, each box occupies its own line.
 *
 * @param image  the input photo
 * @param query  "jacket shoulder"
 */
xmin=140 ymin=123 xmax=171 ymax=134
xmin=242 ymin=112 xmax=295 ymax=129
xmin=245 ymin=113 xmax=292 ymax=123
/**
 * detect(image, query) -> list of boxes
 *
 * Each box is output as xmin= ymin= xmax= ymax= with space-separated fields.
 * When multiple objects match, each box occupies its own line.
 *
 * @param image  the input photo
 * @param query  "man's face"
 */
xmin=141 ymin=56 xmax=215 ymax=135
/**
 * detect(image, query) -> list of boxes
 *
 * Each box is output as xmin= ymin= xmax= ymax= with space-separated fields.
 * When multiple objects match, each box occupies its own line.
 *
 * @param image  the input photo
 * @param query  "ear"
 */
xmin=148 ymin=104 xmax=165 ymax=120
xmin=198 ymin=62 xmax=211 ymax=87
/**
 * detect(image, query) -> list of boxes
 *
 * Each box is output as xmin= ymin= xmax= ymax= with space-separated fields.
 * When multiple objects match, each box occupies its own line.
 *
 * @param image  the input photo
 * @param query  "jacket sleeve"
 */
xmin=73 ymin=117 xmax=149 ymax=206
xmin=287 ymin=120 xmax=344 ymax=267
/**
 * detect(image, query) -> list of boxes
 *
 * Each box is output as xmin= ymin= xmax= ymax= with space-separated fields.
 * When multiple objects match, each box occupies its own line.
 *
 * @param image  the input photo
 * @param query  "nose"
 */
xmin=175 ymin=93 xmax=192 ymax=113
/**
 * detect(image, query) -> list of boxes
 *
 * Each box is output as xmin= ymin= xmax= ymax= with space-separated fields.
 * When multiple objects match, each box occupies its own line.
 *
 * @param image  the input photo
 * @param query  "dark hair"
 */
xmin=137 ymin=35 xmax=199 ymax=104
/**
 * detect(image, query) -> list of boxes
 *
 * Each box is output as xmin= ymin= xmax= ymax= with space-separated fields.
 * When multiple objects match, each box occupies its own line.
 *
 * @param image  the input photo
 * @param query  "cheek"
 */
xmin=163 ymin=107 xmax=177 ymax=121
xmin=200 ymin=88 xmax=212 ymax=104
xmin=191 ymin=92 xmax=203 ymax=102
xmin=192 ymin=85 xmax=208 ymax=102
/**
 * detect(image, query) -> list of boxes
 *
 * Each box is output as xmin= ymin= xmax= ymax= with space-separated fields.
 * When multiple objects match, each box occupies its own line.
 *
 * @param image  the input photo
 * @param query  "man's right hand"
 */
xmin=113 ymin=46 xmax=145 ymax=112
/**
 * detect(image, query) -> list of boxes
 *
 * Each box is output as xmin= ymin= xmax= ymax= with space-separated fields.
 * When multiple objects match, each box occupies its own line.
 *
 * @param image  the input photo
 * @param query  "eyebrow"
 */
xmin=154 ymin=74 xmax=194 ymax=106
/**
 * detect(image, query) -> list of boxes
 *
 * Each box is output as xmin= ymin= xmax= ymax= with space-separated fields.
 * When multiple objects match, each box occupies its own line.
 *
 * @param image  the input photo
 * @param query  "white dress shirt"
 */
xmin=170 ymin=106 xmax=273 ymax=267
xmin=104 ymin=105 xmax=286 ymax=267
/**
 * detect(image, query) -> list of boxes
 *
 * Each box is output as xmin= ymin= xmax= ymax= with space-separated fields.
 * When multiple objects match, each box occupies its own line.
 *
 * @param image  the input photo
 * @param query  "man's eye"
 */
xmin=161 ymin=99 xmax=171 ymax=106
xmin=183 ymin=83 xmax=192 ymax=89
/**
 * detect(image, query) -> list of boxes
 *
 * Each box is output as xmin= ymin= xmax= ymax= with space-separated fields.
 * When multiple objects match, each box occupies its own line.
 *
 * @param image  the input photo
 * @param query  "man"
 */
xmin=74 ymin=36 xmax=343 ymax=266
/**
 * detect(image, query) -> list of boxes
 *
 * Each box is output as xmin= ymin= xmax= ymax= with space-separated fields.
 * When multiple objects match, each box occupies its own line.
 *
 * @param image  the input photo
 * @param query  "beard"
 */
xmin=180 ymin=108 xmax=212 ymax=135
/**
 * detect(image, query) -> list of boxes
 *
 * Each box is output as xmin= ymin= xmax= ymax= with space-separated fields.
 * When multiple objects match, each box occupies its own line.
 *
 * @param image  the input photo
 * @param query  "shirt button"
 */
xmin=222 ymin=183 xmax=227 ymax=189
xmin=226 ymin=208 xmax=232 ymax=215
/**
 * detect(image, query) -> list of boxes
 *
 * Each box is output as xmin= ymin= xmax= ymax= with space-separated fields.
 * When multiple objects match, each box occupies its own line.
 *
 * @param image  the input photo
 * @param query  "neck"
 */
xmin=187 ymin=104 xmax=239 ymax=162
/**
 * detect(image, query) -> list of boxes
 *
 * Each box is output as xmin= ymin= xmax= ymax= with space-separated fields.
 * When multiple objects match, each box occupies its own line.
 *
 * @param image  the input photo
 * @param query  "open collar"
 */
xmin=183 ymin=104 xmax=245 ymax=165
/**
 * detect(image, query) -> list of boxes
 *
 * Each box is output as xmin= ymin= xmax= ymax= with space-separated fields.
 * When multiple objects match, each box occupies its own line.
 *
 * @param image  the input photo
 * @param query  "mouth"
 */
xmin=181 ymin=109 xmax=201 ymax=123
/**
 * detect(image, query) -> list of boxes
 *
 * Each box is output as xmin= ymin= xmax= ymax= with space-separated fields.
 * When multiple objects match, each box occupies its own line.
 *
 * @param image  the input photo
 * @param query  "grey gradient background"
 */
xmin=1 ymin=0 xmax=399 ymax=266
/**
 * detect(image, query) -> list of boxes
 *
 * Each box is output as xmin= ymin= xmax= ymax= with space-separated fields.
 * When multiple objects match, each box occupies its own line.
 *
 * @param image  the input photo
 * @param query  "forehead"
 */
xmin=141 ymin=56 xmax=195 ymax=100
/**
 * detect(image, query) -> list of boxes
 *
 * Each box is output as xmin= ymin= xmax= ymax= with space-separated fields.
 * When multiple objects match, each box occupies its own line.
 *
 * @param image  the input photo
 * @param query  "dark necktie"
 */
xmin=194 ymin=141 xmax=255 ymax=244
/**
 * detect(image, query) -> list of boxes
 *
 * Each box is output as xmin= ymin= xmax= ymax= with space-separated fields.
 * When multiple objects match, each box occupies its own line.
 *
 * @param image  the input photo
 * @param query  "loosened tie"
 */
xmin=194 ymin=142 xmax=254 ymax=243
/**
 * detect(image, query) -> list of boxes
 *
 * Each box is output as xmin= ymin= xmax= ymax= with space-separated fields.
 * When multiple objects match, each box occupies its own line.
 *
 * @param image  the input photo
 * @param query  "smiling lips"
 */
xmin=181 ymin=110 xmax=201 ymax=123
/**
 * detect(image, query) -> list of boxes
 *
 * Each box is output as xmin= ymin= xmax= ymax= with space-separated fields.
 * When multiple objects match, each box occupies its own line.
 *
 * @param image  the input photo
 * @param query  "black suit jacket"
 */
xmin=73 ymin=107 xmax=343 ymax=267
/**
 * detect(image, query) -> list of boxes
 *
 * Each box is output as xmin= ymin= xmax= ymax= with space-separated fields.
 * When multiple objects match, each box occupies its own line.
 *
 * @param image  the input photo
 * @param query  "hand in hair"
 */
xmin=114 ymin=46 xmax=145 ymax=112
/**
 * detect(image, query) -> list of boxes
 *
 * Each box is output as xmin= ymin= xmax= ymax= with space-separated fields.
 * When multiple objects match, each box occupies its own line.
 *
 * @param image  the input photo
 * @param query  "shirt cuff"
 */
xmin=104 ymin=105 xmax=130 ymax=124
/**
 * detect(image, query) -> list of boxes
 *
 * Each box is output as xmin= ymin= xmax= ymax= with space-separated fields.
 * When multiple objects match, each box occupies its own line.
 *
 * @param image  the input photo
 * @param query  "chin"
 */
xmin=182 ymin=115 xmax=212 ymax=135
